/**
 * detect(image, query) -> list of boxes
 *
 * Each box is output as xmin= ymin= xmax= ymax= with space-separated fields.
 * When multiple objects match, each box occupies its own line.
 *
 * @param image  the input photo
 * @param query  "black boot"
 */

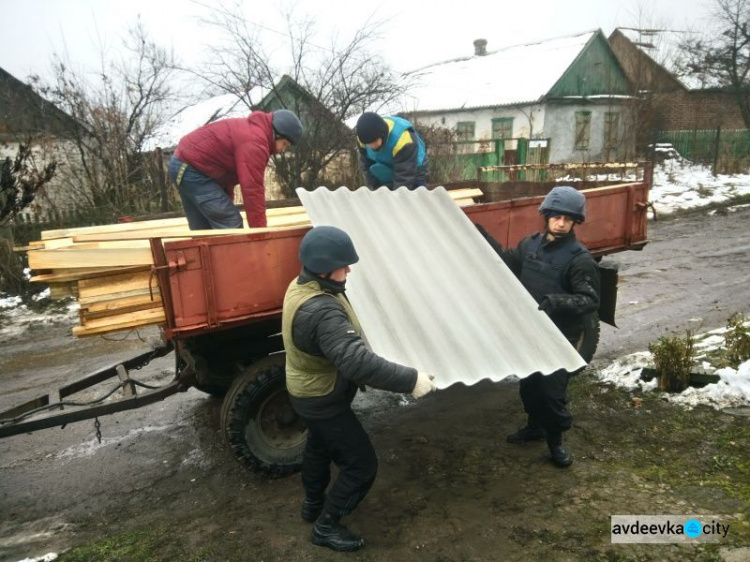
xmin=507 ymin=418 xmax=545 ymax=443
xmin=546 ymin=432 xmax=572 ymax=468
xmin=311 ymin=511 xmax=364 ymax=552
xmin=300 ymin=497 xmax=324 ymax=523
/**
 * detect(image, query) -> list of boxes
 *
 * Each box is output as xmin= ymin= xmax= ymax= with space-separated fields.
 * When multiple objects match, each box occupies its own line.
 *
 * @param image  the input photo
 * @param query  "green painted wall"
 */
xmin=547 ymin=32 xmax=631 ymax=98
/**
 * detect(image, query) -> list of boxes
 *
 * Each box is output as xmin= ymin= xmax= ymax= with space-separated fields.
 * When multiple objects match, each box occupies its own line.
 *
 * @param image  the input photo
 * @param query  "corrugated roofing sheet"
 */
xmin=297 ymin=187 xmax=586 ymax=389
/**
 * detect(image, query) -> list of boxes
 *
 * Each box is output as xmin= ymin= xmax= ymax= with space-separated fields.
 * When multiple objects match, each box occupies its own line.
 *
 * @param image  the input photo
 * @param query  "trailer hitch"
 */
xmin=0 ymin=341 xmax=183 ymax=438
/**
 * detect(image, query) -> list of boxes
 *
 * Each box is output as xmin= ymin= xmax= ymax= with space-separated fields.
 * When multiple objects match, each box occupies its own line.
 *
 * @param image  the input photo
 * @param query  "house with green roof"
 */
xmin=401 ymin=30 xmax=635 ymax=165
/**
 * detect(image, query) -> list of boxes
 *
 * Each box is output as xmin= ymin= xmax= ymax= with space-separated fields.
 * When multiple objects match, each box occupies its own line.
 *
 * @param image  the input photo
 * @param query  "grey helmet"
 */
xmin=539 ymin=186 xmax=586 ymax=223
xmin=272 ymin=109 xmax=303 ymax=145
xmin=299 ymin=226 xmax=359 ymax=274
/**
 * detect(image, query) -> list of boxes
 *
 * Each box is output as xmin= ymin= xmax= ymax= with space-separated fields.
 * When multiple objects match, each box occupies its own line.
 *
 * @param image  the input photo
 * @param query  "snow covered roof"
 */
xmin=615 ymin=28 xmax=720 ymax=90
xmin=145 ymin=87 xmax=267 ymax=151
xmin=401 ymin=31 xmax=596 ymax=113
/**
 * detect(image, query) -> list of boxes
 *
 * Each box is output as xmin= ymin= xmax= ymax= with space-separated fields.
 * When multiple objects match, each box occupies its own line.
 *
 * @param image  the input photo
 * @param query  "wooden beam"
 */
xmin=78 ymin=270 xmax=152 ymax=295
xmin=79 ymin=287 xmax=158 ymax=306
xmin=72 ymin=307 xmax=166 ymax=337
xmin=29 ymin=266 xmax=150 ymax=284
xmin=41 ymin=188 xmax=481 ymax=240
xmin=71 ymin=224 xmax=302 ymax=243
xmin=81 ymin=296 xmax=162 ymax=316
xmin=28 ymin=247 xmax=155 ymax=269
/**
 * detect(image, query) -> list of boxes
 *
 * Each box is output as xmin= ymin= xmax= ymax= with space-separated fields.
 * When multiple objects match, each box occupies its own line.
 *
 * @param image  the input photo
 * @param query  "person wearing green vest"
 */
xmin=355 ymin=112 xmax=429 ymax=190
xmin=282 ymin=225 xmax=436 ymax=552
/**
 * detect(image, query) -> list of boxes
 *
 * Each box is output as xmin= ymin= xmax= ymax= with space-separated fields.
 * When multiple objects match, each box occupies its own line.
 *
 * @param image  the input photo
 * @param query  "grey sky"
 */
xmin=0 ymin=0 xmax=714 ymax=85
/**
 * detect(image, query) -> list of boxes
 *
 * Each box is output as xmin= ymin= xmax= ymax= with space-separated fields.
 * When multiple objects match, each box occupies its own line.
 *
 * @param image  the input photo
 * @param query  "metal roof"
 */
xmin=297 ymin=187 xmax=586 ymax=388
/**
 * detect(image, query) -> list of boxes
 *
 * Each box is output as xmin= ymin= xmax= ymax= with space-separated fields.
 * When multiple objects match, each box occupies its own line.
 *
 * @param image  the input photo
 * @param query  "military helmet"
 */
xmin=299 ymin=226 xmax=360 ymax=274
xmin=539 ymin=186 xmax=586 ymax=223
xmin=272 ymin=109 xmax=303 ymax=145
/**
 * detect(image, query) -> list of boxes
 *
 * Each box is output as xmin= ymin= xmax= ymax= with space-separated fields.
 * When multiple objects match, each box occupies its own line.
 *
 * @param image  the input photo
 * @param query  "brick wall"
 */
xmin=651 ymin=90 xmax=745 ymax=130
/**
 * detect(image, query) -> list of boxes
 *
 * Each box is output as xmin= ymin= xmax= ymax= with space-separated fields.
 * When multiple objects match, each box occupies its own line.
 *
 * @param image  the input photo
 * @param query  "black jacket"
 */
xmin=477 ymin=225 xmax=600 ymax=339
xmin=289 ymin=269 xmax=418 ymax=419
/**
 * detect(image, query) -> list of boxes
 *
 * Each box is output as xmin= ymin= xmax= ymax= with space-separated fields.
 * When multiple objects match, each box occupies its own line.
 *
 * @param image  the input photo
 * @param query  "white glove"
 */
xmin=411 ymin=372 xmax=437 ymax=399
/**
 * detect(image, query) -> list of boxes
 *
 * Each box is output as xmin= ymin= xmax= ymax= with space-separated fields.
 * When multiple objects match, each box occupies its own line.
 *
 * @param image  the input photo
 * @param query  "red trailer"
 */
xmin=0 ymin=166 xmax=652 ymax=477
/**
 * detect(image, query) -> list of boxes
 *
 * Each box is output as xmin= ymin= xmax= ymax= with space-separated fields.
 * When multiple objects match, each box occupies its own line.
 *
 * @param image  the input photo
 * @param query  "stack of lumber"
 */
xmin=25 ymin=188 xmax=482 ymax=337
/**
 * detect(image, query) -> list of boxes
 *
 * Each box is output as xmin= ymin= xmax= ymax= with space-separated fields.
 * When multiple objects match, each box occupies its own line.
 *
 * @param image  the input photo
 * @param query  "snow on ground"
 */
xmin=597 ymin=322 xmax=750 ymax=411
xmin=15 ymin=554 xmax=57 ymax=562
xmin=0 ymin=288 xmax=78 ymax=340
xmin=649 ymin=148 xmax=750 ymax=215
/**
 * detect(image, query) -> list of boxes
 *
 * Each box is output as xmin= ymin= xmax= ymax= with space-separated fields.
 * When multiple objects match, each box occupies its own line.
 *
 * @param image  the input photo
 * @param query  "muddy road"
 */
xmin=1 ymin=207 xmax=749 ymax=562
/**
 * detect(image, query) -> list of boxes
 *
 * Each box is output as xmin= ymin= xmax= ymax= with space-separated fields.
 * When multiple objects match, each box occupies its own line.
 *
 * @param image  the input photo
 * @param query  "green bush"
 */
xmin=725 ymin=313 xmax=750 ymax=367
xmin=649 ymin=331 xmax=695 ymax=392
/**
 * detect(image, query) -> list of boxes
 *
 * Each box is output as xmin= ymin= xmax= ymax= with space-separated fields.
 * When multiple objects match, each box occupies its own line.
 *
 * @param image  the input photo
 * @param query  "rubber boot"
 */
xmin=546 ymin=431 xmax=572 ymax=468
xmin=311 ymin=511 xmax=365 ymax=552
xmin=507 ymin=417 xmax=546 ymax=444
xmin=300 ymin=497 xmax=324 ymax=523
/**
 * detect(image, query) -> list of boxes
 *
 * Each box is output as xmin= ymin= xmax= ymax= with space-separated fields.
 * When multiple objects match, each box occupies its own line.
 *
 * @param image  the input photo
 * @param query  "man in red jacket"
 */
xmin=168 ymin=109 xmax=303 ymax=229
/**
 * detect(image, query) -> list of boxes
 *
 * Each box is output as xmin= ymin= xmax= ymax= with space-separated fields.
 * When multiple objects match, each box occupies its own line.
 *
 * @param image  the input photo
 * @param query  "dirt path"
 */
xmin=1 ymin=207 xmax=749 ymax=562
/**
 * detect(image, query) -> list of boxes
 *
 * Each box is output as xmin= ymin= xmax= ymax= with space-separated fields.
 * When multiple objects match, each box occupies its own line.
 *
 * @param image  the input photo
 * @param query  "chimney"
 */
xmin=473 ymin=38 xmax=488 ymax=56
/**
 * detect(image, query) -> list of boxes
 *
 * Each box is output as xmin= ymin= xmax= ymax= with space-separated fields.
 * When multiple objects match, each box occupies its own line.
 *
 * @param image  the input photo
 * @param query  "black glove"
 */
xmin=538 ymin=296 xmax=554 ymax=314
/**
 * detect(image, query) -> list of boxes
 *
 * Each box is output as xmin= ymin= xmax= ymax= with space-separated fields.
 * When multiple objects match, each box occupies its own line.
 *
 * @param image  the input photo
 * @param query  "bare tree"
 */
xmin=194 ymin=3 xmax=408 ymax=194
xmin=676 ymin=0 xmax=750 ymax=127
xmin=34 ymin=18 xmax=180 ymax=217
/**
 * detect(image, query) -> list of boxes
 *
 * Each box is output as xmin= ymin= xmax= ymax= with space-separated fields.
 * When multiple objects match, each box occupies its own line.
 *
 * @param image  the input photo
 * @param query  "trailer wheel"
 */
xmin=221 ymin=354 xmax=305 ymax=477
xmin=573 ymin=312 xmax=600 ymax=363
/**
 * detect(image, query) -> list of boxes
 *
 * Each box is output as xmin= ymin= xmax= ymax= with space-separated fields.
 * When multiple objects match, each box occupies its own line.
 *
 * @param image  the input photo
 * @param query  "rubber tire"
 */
xmin=574 ymin=312 xmax=600 ymax=363
xmin=221 ymin=354 xmax=306 ymax=477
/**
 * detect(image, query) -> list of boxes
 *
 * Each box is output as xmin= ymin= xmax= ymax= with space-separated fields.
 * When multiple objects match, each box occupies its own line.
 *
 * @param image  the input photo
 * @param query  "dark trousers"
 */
xmin=168 ymin=156 xmax=242 ymax=230
xmin=519 ymin=369 xmax=572 ymax=434
xmin=300 ymin=408 xmax=378 ymax=518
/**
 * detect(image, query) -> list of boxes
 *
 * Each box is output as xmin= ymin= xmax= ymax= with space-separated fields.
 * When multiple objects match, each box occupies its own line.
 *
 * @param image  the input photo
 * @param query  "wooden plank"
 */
xmin=71 ymin=224 xmax=301 ymax=243
xmin=41 ymin=187 xmax=481 ymax=242
xmin=49 ymin=282 xmax=78 ymax=300
xmin=28 ymin=247 xmax=155 ymax=269
xmin=72 ymin=308 xmax=166 ymax=337
xmin=67 ymin=240 xmax=153 ymax=250
xmin=77 ymin=306 xmax=165 ymax=329
xmin=81 ymin=297 xmax=162 ymax=317
xmin=78 ymin=270 xmax=152 ymax=296
xmin=79 ymin=286 xmax=158 ymax=306
xmin=29 ymin=266 xmax=150 ymax=284
xmin=41 ymin=217 xmax=189 ymax=240
xmin=450 ymin=188 xmax=483 ymax=199
xmin=73 ymin=226 xmax=195 ymax=242
xmin=35 ymin=238 xmax=76 ymax=250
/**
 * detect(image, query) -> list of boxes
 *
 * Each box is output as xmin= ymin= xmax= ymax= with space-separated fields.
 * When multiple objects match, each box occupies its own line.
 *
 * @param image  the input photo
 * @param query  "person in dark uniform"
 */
xmin=355 ymin=112 xmax=429 ymax=190
xmin=476 ymin=186 xmax=600 ymax=468
xmin=281 ymin=225 xmax=436 ymax=552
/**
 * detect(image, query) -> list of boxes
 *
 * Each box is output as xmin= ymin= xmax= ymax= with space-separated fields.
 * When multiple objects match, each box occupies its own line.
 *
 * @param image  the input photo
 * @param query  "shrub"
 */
xmin=648 ymin=331 xmax=695 ymax=392
xmin=725 ymin=313 xmax=750 ymax=367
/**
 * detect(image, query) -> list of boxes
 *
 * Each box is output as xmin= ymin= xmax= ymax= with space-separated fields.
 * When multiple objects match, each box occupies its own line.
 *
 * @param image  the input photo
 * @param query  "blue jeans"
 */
xmin=168 ymin=156 xmax=243 ymax=230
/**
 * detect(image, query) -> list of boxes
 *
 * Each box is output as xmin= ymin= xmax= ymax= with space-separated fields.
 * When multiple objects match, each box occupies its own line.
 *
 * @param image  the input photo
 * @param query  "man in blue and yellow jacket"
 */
xmin=355 ymin=112 xmax=429 ymax=190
